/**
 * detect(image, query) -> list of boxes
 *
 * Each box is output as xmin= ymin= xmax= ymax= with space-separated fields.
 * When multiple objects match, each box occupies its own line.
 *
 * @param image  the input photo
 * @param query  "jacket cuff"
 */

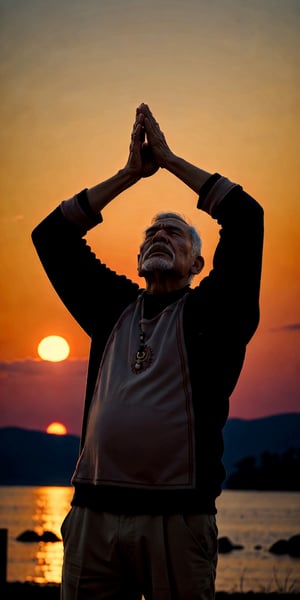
xmin=60 ymin=189 xmax=103 ymax=232
xmin=197 ymin=174 xmax=239 ymax=217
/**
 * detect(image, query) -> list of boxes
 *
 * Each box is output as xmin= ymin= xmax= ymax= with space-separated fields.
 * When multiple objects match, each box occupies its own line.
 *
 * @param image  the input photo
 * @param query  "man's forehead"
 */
xmin=144 ymin=217 xmax=189 ymax=235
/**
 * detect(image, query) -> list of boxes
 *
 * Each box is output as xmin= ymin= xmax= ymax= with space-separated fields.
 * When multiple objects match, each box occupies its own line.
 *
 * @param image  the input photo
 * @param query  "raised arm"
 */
xmin=138 ymin=103 xmax=264 ymax=344
xmin=31 ymin=111 xmax=158 ymax=336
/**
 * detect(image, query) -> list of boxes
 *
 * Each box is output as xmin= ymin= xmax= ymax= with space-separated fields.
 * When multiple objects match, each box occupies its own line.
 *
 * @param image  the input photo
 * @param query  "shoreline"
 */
xmin=2 ymin=583 xmax=300 ymax=599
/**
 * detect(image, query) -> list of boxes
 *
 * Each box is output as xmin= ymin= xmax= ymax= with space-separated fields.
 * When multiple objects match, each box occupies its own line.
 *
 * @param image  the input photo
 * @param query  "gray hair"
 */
xmin=152 ymin=212 xmax=202 ymax=256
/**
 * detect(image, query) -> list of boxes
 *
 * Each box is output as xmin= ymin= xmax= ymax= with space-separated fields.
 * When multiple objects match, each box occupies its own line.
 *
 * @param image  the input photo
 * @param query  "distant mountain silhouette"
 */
xmin=0 ymin=413 xmax=299 ymax=487
xmin=222 ymin=412 xmax=300 ymax=476
xmin=0 ymin=427 xmax=80 ymax=485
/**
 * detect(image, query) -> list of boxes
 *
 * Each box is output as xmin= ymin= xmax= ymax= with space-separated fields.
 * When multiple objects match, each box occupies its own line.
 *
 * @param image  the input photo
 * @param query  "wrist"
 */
xmin=161 ymin=151 xmax=178 ymax=170
xmin=118 ymin=166 xmax=141 ymax=187
xmin=162 ymin=154 xmax=212 ymax=194
xmin=86 ymin=168 xmax=141 ymax=214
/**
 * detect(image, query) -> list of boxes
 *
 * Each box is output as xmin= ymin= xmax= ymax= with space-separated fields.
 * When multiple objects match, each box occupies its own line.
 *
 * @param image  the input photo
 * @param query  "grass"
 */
xmin=226 ymin=567 xmax=300 ymax=595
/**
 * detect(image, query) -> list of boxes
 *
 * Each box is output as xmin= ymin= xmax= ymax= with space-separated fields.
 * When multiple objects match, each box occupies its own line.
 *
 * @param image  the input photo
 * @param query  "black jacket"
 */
xmin=32 ymin=177 xmax=264 ymax=513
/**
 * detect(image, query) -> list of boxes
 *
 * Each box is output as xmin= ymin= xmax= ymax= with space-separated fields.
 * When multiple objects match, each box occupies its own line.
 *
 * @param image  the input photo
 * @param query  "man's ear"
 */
xmin=191 ymin=255 xmax=204 ymax=275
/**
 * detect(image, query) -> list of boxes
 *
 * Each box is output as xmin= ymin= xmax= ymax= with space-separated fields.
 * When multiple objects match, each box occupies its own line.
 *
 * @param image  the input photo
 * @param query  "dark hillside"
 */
xmin=0 ymin=413 xmax=299 ymax=487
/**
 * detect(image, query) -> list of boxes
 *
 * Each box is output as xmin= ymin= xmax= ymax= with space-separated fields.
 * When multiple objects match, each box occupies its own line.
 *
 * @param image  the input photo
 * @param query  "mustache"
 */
xmin=142 ymin=242 xmax=175 ymax=261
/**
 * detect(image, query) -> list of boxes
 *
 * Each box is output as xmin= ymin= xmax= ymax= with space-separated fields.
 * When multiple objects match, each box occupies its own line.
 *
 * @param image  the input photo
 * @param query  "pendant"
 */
xmin=132 ymin=344 xmax=153 ymax=374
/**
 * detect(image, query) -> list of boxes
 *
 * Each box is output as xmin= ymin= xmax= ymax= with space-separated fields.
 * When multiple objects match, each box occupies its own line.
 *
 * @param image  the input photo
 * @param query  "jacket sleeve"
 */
xmin=196 ymin=174 xmax=264 ymax=345
xmin=31 ymin=202 xmax=140 ymax=337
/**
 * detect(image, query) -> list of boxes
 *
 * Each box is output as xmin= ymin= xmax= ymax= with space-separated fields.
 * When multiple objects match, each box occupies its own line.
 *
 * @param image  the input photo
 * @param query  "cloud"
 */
xmin=271 ymin=323 xmax=300 ymax=332
xmin=0 ymin=359 xmax=88 ymax=375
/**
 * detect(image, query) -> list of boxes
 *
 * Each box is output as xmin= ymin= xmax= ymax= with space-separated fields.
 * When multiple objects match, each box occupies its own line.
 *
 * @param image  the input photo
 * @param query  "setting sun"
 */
xmin=37 ymin=336 xmax=70 ymax=362
xmin=46 ymin=422 xmax=68 ymax=435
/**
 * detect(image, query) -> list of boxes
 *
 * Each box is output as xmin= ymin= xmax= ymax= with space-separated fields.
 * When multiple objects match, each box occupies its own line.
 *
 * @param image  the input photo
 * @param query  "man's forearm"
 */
xmin=163 ymin=154 xmax=212 ymax=194
xmin=86 ymin=168 xmax=140 ymax=214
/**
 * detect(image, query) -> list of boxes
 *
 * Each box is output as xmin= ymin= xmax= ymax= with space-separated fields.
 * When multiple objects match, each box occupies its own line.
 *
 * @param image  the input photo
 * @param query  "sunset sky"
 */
xmin=1 ymin=0 xmax=299 ymax=435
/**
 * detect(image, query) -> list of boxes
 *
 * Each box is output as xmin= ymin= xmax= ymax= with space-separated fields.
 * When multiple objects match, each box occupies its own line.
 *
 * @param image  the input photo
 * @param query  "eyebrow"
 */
xmin=144 ymin=223 xmax=186 ymax=237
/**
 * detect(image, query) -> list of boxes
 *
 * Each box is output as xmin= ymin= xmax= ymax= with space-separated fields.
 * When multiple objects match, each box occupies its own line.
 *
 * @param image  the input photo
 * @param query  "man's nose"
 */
xmin=153 ymin=228 xmax=168 ymax=243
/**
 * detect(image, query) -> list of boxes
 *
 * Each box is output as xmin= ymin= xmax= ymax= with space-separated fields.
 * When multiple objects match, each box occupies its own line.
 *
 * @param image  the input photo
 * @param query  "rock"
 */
xmin=287 ymin=534 xmax=300 ymax=557
xmin=269 ymin=534 xmax=300 ymax=557
xmin=16 ymin=530 xmax=40 ymax=542
xmin=218 ymin=536 xmax=244 ymax=553
xmin=269 ymin=539 xmax=289 ymax=554
xmin=40 ymin=530 xmax=61 ymax=542
xmin=16 ymin=529 xmax=61 ymax=542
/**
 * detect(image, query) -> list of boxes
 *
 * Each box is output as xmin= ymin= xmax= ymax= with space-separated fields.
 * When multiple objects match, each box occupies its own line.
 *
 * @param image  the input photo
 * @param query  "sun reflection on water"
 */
xmin=26 ymin=486 xmax=73 ymax=584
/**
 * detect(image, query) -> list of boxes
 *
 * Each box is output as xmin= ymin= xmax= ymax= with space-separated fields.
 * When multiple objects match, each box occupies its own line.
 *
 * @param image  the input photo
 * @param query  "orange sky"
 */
xmin=1 ymin=0 xmax=299 ymax=434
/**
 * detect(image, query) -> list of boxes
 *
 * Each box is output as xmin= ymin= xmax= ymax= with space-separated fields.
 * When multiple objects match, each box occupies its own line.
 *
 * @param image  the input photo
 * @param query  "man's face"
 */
xmin=138 ymin=217 xmax=201 ymax=283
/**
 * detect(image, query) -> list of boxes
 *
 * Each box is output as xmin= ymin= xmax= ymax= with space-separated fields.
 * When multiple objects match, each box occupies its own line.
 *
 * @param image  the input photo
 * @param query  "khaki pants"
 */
xmin=61 ymin=507 xmax=218 ymax=600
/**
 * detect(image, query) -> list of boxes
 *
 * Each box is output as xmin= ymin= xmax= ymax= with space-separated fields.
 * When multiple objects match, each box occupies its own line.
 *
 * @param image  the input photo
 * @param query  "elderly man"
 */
xmin=32 ymin=103 xmax=264 ymax=600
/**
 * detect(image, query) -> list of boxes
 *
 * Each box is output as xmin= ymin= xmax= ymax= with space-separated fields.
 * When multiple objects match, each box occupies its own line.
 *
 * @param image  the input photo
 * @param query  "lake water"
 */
xmin=0 ymin=487 xmax=299 ymax=593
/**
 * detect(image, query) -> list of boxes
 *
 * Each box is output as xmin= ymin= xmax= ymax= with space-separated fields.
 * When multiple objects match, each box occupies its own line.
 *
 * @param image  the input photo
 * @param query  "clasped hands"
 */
xmin=125 ymin=103 xmax=173 ymax=179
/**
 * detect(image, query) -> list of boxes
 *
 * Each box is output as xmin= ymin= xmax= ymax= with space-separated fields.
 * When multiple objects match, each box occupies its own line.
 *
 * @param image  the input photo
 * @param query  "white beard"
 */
xmin=141 ymin=255 xmax=175 ymax=272
xmin=140 ymin=242 xmax=176 ymax=273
